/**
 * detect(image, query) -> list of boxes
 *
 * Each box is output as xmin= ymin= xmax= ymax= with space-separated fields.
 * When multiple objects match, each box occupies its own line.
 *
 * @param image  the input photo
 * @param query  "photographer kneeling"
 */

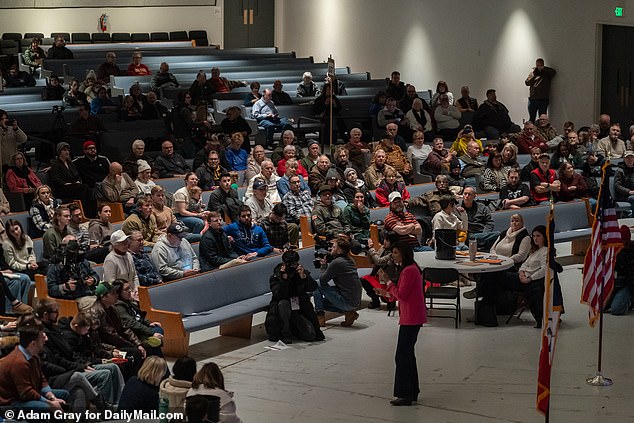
xmin=265 ymin=250 xmax=325 ymax=344
xmin=313 ymin=237 xmax=362 ymax=327
xmin=46 ymin=234 xmax=100 ymax=310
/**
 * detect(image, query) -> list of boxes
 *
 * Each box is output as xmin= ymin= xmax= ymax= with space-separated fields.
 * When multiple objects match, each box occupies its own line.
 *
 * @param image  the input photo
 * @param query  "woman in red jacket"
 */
xmin=374 ymin=167 xmax=410 ymax=207
xmin=376 ymin=241 xmax=426 ymax=406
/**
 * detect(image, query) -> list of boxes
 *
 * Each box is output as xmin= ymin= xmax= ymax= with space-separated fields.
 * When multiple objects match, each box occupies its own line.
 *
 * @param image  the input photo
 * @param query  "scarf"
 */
xmin=412 ymin=109 xmax=427 ymax=128
xmin=10 ymin=165 xmax=36 ymax=188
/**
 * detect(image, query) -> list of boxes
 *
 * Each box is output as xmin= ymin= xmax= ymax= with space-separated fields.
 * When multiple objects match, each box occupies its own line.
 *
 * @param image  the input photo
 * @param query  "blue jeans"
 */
xmin=91 ymin=363 xmax=125 ymax=405
xmin=175 ymin=215 xmax=205 ymax=234
xmin=610 ymin=287 xmax=632 ymax=315
xmin=470 ymin=231 xmax=500 ymax=251
xmin=313 ymin=284 xmax=356 ymax=313
xmin=258 ymin=118 xmax=292 ymax=145
xmin=4 ymin=273 xmax=33 ymax=310
xmin=12 ymin=388 xmax=70 ymax=411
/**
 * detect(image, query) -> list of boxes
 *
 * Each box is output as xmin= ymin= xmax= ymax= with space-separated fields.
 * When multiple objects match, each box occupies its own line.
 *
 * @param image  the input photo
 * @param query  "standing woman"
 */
xmin=376 ymin=241 xmax=426 ymax=406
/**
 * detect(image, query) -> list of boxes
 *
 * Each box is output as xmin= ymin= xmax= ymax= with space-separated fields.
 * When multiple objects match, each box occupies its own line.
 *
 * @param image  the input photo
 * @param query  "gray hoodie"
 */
xmin=150 ymin=235 xmax=199 ymax=280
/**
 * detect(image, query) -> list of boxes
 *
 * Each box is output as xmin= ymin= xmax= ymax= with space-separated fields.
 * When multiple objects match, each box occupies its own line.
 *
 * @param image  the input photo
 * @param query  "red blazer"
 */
xmin=387 ymin=264 xmax=426 ymax=325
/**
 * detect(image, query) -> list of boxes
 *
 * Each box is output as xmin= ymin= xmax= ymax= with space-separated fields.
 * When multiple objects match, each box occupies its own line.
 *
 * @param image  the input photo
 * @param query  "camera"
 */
xmin=51 ymin=240 xmax=86 ymax=267
xmin=52 ymin=105 xmax=66 ymax=114
xmin=313 ymin=248 xmax=333 ymax=269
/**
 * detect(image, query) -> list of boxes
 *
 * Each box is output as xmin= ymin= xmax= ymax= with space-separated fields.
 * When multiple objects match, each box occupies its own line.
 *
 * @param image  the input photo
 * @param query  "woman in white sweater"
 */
xmin=479 ymin=225 xmax=548 ymax=327
xmin=489 ymin=214 xmax=531 ymax=268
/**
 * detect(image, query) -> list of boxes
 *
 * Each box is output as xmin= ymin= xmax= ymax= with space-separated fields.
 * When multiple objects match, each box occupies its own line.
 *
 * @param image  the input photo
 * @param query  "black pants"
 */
xmin=394 ymin=325 xmax=421 ymax=400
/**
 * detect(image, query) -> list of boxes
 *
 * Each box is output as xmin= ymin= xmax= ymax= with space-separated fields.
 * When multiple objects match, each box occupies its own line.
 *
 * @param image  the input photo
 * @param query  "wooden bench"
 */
xmin=34 ymin=274 xmax=80 ymax=317
xmin=138 ymin=248 xmax=317 ymax=357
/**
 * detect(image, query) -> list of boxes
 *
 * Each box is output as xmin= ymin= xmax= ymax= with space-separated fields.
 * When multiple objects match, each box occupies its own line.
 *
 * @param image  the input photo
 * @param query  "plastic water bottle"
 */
xmin=469 ymin=240 xmax=477 ymax=261
xmin=158 ymin=397 xmax=169 ymax=423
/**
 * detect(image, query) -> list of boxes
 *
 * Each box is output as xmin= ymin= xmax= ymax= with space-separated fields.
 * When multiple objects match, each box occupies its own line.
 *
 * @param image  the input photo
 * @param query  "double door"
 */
xmin=601 ymin=25 xmax=634 ymax=126
xmin=224 ymin=0 xmax=275 ymax=49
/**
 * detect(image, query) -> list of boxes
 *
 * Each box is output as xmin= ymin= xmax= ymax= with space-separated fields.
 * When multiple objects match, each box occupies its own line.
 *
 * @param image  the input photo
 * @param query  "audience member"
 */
xmin=386 ymin=71 xmax=406 ymax=100
xmin=520 ymin=147 xmax=542 ymax=182
xmin=375 ymin=167 xmax=411 ymax=207
xmin=134 ymin=160 xmax=156 ymax=195
xmin=224 ymin=205 xmax=272 ymax=258
xmin=90 ymin=86 xmax=118 ymax=115
xmin=3 ymin=64 xmax=36 ymax=87
xmin=614 ymin=150 xmax=634 ymax=213
xmin=252 ymin=89 xmax=294 ymax=148
xmin=63 ymin=79 xmax=88 ymax=108
xmin=172 ymin=173 xmax=206 ymax=234
xmin=535 ymin=114 xmax=558 ymax=142
xmin=41 ymin=204 xmax=71 ymax=260
xmin=118 ymin=356 xmax=168 ymax=413
xmin=385 ymin=192 xmax=423 ymax=247
xmin=151 ymin=223 xmax=200 ymax=281
xmin=122 ymin=197 xmax=161 ymax=248
xmin=47 ymin=35 xmax=73 ymax=59
xmin=377 ymin=97 xmax=409 ymax=139
xmin=434 ymin=94 xmax=461 ymax=141
xmin=400 ymin=84 xmax=430 ymax=115
xmin=154 ymin=140 xmax=191 ymax=178
xmin=597 ymin=123 xmax=626 ymax=159
xmin=28 ymin=185 xmax=60 ymax=238
xmin=282 ymin=175 xmax=314 ymax=224
xmin=2 ymin=218 xmax=43 ymax=280
xmin=159 ymin=356 xmax=197 ymax=416
xmin=67 ymin=203 xmax=108 ymax=264
xmin=301 ymin=140 xmax=321 ymax=173
xmin=207 ymin=172 xmax=243 ymax=222
xmin=42 ymin=75 xmax=65 ymax=101
xmin=220 ymin=106 xmax=252 ymax=145
xmin=431 ymin=195 xmax=468 ymax=246
xmin=195 ymin=150 xmax=226 ymax=190
xmin=277 ymin=158 xmax=309 ymax=198
xmin=112 ymin=280 xmax=163 ymax=354
xmin=345 ymin=128 xmax=371 ymax=173
xmin=88 ymin=204 xmax=114 ymax=248
xmin=127 ymin=230 xmax=162 ymax=287
xmin=244 ymin=160 xmax=281 ymax=203
xmin=271 ymin=79 xmax=293 ymax=105
xmin=557 ymin=162 xmax=588 ymax=202
xmin=121 ymin=139 xmax=154 ymax=181
xmin=150 ymin=62 xmax=179 ymax=90
xmin=406 ymin=98 xmax=434 ymax=142
xmin=422 ymin=137 xmax=456 ymax=177
xmin=360 ymin=232 xmax=401 ymax=310
xmin=516 ymin=121 xmax=548 ymax=154
xmin=500 ymin=168 xmax=532 ymax=209
xmin=5 ymin=152 xmax=41 ymax=204
xmin=245 ymin=179 xmax=273 ymax=225
xmin=189 ymin=70 xmax=214 ymax=105
xmin=71 ymin=103 xmax=106 ymax=134
xmin=525 ymin=58 xmax=556 ymax=123
xmin=225 ymin=133 xmax=249 ymax=171
xmin=457 ymin=140 xmax=484 ymax=181
xmin=606 ymin=226 xmax=634 ymax=315
xmin=375 ymin=124 xmax=412 ymax=176
xmin=96 ymin=52 xmax=122 ymax=84
xmin=313 ymin=237 xmax=362 ymax=327
xmin=243 ymin=81 xmax=261 ymax=106
xmin=101 ymin=162 xmax=139 ymax=213
xmin=431 ymin=80 xmax=455 ymax=109
xmin=342 ymin=190 xmax=371 ymax=242
xmin=70 ymin=141 xmax=110 ymax=190
xmin=455 ymin=85 xmax=479 ymax=115
xmin=342 ymin=168 xmax=375 ymax=207
xmin=119 ymin=95 xmax=142 ymax=121
xmin=451 ymin=125 xmax=482 ymax=157
xmin=473 ymin=89 xmax=521 ymax=140
xmin=127 ymin=52 xmax=151 ymax=76
xmin=102 ymin=231 xmax=139 ymax=288
xmin=530 ymin=153 xmax=560 ymax=205
xmin=312 ymin=185 xmax=351 ymax=239
xmin=208 ymin=67 xmax=247 ymax=93
xmin=261 ymin=203 xmax=297 ymax=251
xmin=186 ymin=362 xmax=243 ymax=423
xmin=461 ymin=187 xmax=499 ymax=250
xmin=0 ymin=321 xmax=70 ymax=413
xmin=0 ymin=109 xmax=28 ymax=167
xmin=296 ymin=71 xmax=321 ymax=97
xmin=314 ymin=83 xmax=346 ymax=144
xmin=199 ymin=212 xmax=248 ymax=271
xmin=22 ymin=37 xmax=46 ymax=74
xmin=271 ymin=130 xmax=304 ymax=166
xmin=480 ymin=151 xmax=509 ymax=192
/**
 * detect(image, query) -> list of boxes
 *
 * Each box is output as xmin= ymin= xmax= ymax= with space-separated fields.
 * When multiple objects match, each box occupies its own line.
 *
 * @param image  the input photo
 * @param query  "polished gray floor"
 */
xmin=184 ymin=263 xmax=634 ymax=423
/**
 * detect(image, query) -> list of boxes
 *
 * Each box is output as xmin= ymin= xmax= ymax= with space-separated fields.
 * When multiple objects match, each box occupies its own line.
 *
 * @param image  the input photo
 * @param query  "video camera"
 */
xmin=51 ymin=240 xmax=86 ymax=266
xmin=313 ymin=237 xmax=334 ymax=268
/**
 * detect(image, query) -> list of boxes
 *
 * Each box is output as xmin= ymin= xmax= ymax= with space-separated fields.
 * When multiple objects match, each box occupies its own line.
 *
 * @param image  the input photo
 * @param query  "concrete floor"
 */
xmin=183 ymin=263 xmax=634 ymax=423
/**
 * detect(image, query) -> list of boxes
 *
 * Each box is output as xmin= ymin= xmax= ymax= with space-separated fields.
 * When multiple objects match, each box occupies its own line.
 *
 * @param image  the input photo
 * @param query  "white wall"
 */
xmin=0 ymin=3 xmax=224 ymax=46
xmin=275 ymin=0 xmax=634 ymax=129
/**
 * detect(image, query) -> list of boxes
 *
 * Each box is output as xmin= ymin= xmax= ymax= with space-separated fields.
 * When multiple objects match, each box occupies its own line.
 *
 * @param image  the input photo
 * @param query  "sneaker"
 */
xmin=340 ymin=311 xmax=359 ymax=327
xmin=317 ymin=314 xmax=326 ymax=327
xmin=11 ymin=302 xmax=33 ymax=314
xmin=462 ymin=288 xmax=478 ymax=299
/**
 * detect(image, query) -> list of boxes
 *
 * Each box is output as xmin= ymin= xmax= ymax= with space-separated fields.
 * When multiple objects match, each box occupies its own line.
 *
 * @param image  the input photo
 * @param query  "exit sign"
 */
xmin=615 ymin=6 xmax=624 ymax=17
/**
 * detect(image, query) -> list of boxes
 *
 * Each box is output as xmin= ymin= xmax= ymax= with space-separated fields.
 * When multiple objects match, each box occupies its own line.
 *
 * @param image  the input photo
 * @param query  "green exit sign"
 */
xmin=615 ymin=6 xmax=624 ymax=17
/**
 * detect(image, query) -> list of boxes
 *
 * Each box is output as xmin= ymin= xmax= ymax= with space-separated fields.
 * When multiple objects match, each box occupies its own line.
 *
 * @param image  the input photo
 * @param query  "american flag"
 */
xmin=537 ymin=202 xmax=564 ymax=415
xmin=581 ymin=163 xmax=623 ymax=327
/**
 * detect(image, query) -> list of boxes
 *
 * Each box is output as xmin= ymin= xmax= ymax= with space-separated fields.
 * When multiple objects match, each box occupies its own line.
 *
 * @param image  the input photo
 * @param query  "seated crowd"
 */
xmin=1 ymin=46 xmax=634 ymax=417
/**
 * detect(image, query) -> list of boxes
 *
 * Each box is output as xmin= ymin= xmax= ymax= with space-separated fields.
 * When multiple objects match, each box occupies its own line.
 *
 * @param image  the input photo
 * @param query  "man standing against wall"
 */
xmin=525 ymin=58 xmax=556 ymax=123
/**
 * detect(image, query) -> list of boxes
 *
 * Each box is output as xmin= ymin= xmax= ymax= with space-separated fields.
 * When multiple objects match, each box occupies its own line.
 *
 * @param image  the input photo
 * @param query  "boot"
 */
xmin=317 ymin=313 xmax=326 ymax=327
xmin=340 ymin=311 xmax=359 ymax=327
xmin=11 ymin=301 xmax=33 ymax=314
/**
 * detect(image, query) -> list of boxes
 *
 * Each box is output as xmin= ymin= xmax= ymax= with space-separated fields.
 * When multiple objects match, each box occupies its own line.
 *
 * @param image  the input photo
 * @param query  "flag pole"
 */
xmin=586 ymin=159 xmax=613 ymax=387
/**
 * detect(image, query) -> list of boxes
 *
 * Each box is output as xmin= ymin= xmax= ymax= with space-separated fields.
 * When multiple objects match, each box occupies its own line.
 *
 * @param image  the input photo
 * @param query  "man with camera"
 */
xmin=313 ymin=237 xmax=362 ymax=327
xmin=0 ymin=109 xmax=28 ymax=168
xmin=46 ymin=234 xmax=101 ymax=310
xmin=265 ymin=249 xmax=325 ymax=344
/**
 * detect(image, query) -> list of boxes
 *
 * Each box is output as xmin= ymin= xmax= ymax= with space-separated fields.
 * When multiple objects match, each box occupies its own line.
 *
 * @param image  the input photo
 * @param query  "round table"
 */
xmin=414 ymin=251 xmax=515 ymax=274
